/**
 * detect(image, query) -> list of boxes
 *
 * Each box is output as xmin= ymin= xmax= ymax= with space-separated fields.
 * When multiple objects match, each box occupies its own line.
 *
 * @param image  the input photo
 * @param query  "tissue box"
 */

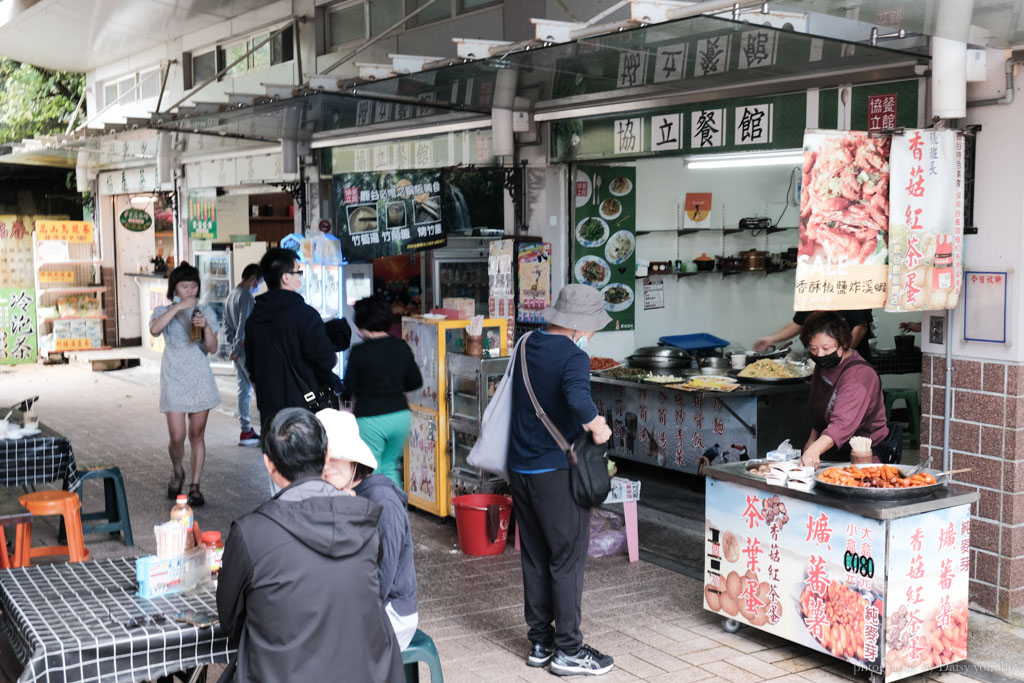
xmin=137 ymin=546 xmax=210 ymax=599
xmin=766 ymin=448 xmax=801 ymax=461
xmin=442 ymin=298 xmax=476 ymax=319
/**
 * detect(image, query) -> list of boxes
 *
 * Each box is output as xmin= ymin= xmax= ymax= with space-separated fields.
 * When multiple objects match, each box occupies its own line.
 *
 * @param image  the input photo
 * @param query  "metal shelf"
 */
xmin=38 ymin=286 xmax=105 ymax=294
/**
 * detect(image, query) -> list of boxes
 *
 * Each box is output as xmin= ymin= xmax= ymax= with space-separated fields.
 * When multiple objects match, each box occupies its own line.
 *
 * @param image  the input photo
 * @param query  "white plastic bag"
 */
xmin=467 ymin=332 xmax=532 ymax=480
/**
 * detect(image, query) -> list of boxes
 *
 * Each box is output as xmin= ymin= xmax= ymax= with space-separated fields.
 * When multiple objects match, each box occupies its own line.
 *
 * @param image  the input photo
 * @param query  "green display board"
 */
xmin=571 ymin=166 xmax=636 ymax=331
xmin=1 ymin=287 xmax=36 ymax=364
xmin=187 ymin=188 xmax=217 ymax=240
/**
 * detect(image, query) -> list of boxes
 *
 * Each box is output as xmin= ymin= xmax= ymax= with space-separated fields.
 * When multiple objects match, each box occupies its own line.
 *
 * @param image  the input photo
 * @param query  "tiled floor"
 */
xmin=0 ymin=362 xmax=1019 ymax=682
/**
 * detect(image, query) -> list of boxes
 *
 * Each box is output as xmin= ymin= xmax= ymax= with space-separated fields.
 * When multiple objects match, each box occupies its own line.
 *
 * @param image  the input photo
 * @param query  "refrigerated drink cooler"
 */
xmin=194 ymin=250 xmax=232 ymax=359
xmin=447 ymin=352 xmax=510 ymax=500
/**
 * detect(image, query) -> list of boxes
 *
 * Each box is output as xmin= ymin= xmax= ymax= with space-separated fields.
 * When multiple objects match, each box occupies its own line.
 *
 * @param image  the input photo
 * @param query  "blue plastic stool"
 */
xmin=75 ymin=465 xmax=134 ymax=546
xmin=402 ymin=629 xmax=443 ymax=683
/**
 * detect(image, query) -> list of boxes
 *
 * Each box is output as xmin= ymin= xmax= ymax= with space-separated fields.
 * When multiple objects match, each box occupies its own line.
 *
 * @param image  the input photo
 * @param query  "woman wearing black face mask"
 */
xmin=799 ymin=312 xmax=888 ymax=468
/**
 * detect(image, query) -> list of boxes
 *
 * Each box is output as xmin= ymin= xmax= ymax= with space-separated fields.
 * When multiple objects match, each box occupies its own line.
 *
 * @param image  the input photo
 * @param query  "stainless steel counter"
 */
xmin=705 ymin=460 xmax=979 ymax=520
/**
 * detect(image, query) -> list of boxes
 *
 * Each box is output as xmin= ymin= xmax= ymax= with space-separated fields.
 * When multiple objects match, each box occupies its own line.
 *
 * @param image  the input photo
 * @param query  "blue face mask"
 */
xmin=575 ymin=334 xmax=590 ymax=350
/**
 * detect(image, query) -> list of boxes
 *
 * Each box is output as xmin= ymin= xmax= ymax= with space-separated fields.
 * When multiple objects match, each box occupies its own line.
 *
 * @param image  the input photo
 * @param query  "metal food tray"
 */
xmin=814 ymin=463 xmax=948 ymax=500
xmin=739 ymin=459 xmax=781 ymax=480
xmin=729 ymin=370 xmax=811 ymax=385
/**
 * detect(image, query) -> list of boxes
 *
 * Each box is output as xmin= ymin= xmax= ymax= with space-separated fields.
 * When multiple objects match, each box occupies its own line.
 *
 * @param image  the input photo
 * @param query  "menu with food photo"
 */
xmin=573 ymin=166 xmax=636 ymax=331
xmin=794 ymin=131 xmax=891 ymax=311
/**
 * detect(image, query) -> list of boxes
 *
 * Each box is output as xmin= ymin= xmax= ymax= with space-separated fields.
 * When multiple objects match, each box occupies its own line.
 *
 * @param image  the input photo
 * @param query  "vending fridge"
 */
xmin=428 ymin=237 xmax=491 ymax=314
xmin=194 ymin=250 xmax=232 ymax=358
xmin=300 ymin=262 xmax=373 ymax=377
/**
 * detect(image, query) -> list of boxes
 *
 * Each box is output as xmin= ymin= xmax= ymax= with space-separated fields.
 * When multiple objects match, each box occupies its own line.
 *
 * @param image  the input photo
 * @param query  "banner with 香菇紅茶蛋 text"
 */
xmin=794 ymin=131 xmax=890 ymax=311
xmin=885 ymin=129 xmax=964 ymax=312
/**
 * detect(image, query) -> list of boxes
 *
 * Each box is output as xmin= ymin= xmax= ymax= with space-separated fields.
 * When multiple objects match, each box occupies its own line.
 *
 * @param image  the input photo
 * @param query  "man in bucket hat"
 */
xmin=508 ymin=284 xmax=614 ymax=676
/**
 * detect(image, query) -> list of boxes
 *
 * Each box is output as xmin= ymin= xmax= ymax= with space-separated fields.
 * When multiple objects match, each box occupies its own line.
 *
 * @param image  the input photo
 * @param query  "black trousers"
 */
xmin=509 ymin=469 xmax=590 ymax=653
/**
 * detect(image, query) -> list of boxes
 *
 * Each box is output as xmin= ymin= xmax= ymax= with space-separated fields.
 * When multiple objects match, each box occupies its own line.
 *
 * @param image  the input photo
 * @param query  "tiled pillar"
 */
xmin=921 ymin=353 xmax=1024 ymax=617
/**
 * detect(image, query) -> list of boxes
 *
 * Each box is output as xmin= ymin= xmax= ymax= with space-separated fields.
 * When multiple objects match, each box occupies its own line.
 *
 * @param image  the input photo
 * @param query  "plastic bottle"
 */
xmin=189 ymin=307 xmax=203 ymax=340
xmin=202 ymin=531 xmax=224 ymax=577
xmin=170 ymin=495 xmax=195 ymax=549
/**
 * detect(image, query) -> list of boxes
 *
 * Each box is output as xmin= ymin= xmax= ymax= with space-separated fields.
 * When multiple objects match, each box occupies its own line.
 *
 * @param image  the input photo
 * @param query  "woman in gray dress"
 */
xmin=149 ymin=263 xmax=221 ymax=506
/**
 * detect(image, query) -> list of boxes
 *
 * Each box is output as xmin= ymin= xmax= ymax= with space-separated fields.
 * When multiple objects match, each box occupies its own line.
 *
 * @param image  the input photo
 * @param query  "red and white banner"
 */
xmin=885 ymin=130 xmax=964 ymax=312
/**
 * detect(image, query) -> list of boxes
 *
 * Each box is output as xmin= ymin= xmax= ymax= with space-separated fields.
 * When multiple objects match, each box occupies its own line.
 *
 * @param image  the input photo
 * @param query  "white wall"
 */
xmin=920 ymin=72 xmax=1024 ymax=363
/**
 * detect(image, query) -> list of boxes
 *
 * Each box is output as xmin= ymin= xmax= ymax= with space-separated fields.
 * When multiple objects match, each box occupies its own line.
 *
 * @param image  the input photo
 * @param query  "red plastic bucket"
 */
xmin=452 ymin=494 xmax=513 ymax=556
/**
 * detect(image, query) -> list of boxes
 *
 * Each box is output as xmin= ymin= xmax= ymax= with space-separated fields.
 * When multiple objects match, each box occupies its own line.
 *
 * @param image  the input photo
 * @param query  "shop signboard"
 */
xmin=794 ymin=131 xmax=891 ymax=311
xmin=0 ymin=287 xmax=36 ymax=365
xmin=883 ymin=506 xmax=970 ymax=680
xmin=187 ymin=188 xmax=217 ymax=240
xmin=884 ymin=130 xmax=964 ymax=312
xmin=119 ymin=208 xmax=153 ymax=232
xmin=517 ymin=243 xmax=551 ymax=324
xmin=35 ymin=220 xmax=94 ymax=243
xmin=334 ymin=170 xmax=446 ymax=260
xmin=572 ymin=166 xmax=636 ymax=331
xmin=704 ymin=479 xmax=886 ymax=673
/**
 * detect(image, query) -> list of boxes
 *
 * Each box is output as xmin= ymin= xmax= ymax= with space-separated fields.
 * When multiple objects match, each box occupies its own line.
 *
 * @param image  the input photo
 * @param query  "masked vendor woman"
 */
xmin=799 ymin=311 xmax=889 ymax=468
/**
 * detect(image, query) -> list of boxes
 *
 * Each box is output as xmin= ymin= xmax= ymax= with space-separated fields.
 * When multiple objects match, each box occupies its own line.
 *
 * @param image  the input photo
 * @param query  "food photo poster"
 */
xmin=572 ymin=165 xmax=637 ymax=331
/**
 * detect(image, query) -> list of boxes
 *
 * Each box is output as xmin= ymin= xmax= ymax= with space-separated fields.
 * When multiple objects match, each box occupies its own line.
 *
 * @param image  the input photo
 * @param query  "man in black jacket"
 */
xmin=245 ymin=248 xmax=339 ymax=436
xmin=217 ymin=408 xmax=404 ymax=683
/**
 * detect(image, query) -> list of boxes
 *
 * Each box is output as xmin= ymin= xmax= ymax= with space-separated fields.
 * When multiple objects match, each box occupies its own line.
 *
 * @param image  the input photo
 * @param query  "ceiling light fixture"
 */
xmin=685 ymin=150 xmax=803 ymax=169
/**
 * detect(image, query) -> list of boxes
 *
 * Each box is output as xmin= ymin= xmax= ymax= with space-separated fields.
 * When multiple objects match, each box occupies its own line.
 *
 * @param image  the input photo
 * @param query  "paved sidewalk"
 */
xmin=0 ymin=363 xmax=1021 ymax=682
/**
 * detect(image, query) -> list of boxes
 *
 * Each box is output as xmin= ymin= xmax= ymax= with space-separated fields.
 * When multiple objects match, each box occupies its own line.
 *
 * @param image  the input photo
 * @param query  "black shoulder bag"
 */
xmin=520 ymin=343 xmax=611 ymax=508
xmin=266 ymin=328 xmax=338 ymax=412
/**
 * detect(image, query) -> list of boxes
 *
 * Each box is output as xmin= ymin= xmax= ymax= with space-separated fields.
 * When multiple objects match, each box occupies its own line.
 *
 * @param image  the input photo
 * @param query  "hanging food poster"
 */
xmin=517 ymin=242 xmax=551 ymax=324
xmin=884 ymin=505 xmax=970 ymax=681
xmin=704 ymin=479 xmax=886 ymax=673
xmin=334 ymin=170 xmax=446 ymax=261
xmin=885 ymin=130 xmax=964 ymax=312
xmin=573 ymin=166 xmax=636 ymax=331
xmin=795 ymin=131 xmax=890 ymax=311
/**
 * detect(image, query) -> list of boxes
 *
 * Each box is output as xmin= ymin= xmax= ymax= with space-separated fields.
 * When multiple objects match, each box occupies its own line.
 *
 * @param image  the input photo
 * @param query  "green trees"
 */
xmin=0 ymin=59 xmax=84 ymax=144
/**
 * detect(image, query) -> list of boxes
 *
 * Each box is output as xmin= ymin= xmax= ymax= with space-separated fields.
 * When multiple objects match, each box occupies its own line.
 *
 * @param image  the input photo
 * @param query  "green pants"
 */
xmin=357 ymin=410 xmax=412 ymax=489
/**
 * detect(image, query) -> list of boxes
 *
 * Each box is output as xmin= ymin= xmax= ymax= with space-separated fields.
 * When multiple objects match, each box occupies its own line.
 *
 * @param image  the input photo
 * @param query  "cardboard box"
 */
xmin=443 ymin=297 xmax=476 ymax=319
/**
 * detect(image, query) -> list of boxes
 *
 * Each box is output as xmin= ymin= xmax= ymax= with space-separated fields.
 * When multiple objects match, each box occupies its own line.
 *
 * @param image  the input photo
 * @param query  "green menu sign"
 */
xmin=572 ymin=165 xmax=636 ymax=331
xmin=119 ymin=208 xmax=152 ymax=232
xmin=1 ymin=287 xmax=36 ymax=365
xmin=187 ymin=188 xmax=217 ymax=240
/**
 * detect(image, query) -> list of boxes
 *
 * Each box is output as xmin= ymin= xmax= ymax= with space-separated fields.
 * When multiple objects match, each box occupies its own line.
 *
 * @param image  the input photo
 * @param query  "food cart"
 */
xmin=703 ymin=461 xmax=978 ymax=682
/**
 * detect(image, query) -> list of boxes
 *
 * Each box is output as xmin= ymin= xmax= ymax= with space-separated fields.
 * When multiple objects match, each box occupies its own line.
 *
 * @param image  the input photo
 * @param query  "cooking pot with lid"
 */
xmin=627 ymin=346 xmax=691 ymax=373
xmin=701 ymin=356 xmax=730 ymax=371
xmin=739 ymin=249 xmax=768 ymax=271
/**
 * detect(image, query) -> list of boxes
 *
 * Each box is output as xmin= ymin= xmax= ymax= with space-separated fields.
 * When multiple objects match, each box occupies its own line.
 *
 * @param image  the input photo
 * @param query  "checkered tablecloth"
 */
xmin=0 ymin=557 xmax=233 ymax=682
xmin=0 ymin=436 xmax=80 ymax=492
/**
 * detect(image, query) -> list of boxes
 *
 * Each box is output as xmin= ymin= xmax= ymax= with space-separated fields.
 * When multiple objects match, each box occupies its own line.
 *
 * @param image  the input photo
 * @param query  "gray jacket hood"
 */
xmin=255 ymin=478 xmax=381 ymax=559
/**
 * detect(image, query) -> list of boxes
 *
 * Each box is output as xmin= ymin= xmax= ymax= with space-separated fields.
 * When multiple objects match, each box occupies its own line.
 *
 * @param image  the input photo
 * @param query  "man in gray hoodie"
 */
xmin=217 ymin=408 xmax=403 ymax=682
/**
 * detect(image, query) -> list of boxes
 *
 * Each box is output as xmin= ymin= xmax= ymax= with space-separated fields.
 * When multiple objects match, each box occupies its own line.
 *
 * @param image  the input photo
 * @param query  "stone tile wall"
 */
xmin=921 ymin=353 xmax=1024 ymax=617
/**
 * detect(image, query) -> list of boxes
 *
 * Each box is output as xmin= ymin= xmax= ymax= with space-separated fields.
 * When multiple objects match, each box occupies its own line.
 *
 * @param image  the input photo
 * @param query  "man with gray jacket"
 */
xmin=217 ymin=408 xmax=403 ymax=682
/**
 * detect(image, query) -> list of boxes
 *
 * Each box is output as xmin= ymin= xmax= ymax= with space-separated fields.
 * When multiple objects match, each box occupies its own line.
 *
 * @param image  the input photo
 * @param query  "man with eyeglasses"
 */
xmin=245 ymin=247 xmax=339 ymax=445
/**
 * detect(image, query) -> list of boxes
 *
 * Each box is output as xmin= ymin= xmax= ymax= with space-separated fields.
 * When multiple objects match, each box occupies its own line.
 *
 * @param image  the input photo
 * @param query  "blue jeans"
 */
xmin=233 ymin=358 xmax=253 ymax=432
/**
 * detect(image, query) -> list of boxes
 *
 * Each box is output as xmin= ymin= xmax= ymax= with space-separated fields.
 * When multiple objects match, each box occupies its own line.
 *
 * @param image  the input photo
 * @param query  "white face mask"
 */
xmin=575 ymin=333 xmax=590 ymax=351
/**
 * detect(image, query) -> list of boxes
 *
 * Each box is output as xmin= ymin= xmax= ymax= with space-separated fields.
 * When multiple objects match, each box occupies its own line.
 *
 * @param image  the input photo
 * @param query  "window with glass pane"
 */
xmin=271 ymin=26 xmax=294 ymax=64
xmin=139 ymin=70 xmax=160 ymax=100
xmin=406 ymin=0 xmax=450 ymax=28
xmin=193 ymin=51 xmax=217 ymax=83
xmin=329 ymin=4 xmax=365 ymax=46
xmin=250 ymin=34 xmax=271 ymax=70
xmin=458 ymin=0 xmax=499 ymax=12
xmin=117 ymin=76 xmax=136 ymax=103
xmin=370 ymin=0 xmax=403 ymax=35
xmin=103 ymin=82 xmax=118 ymax=108
xmin=224 ymin=41 xmax=248 ymax=76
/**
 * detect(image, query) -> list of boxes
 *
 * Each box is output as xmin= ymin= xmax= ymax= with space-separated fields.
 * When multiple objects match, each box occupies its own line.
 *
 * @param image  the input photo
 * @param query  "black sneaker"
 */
xmin=527 ymin=643 xmax=555 ymax=667
xmin=549 ymin=645 xmax=614 ymax=676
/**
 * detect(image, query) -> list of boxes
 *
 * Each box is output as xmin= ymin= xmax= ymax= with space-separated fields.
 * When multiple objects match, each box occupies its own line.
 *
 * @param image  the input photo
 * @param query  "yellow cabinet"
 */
xmin=402 ymin=316 xmax=507 ymax=517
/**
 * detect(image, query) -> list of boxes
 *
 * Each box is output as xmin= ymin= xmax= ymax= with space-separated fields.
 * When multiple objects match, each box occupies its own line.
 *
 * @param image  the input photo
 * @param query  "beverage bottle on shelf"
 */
xmin=170 ymin=495 xmax=195 ymax=549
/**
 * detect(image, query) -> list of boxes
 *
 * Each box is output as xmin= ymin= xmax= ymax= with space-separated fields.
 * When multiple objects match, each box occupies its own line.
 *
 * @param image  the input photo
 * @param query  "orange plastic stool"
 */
xmin=18 ymin=491 xmax=90 ymax=565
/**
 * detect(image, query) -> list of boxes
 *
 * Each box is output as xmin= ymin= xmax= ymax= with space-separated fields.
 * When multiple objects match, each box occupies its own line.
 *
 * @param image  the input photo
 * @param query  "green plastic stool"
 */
xmin=403 ymin=629 xmax=443 ymax=682
xmin=75 ymin=465 xmax=134 ymax=546
xmin=883 ymin=389 xmax=920 ymax=448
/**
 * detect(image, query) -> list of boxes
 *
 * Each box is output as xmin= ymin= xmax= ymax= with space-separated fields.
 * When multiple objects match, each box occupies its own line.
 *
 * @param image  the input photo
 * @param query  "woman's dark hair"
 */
xmin=264 ymin=408 xmax=329 ymax=482
xmin=259 ymin=247 xmax=298 ymax=289
xmin=799 ymin=311 xmax=853 ymax=350
xmin=353 ymin=463 xmax=375 ymax=483
xmin=166 ymin=262 xmax=201 ymax=300
xmin=354 ymin=296 xmax=392 ymax=332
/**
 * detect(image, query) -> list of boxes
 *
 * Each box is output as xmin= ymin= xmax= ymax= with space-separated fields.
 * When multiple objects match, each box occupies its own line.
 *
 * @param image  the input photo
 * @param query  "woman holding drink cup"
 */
xmin=149 ymin=263 xmax=221 ymax=507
